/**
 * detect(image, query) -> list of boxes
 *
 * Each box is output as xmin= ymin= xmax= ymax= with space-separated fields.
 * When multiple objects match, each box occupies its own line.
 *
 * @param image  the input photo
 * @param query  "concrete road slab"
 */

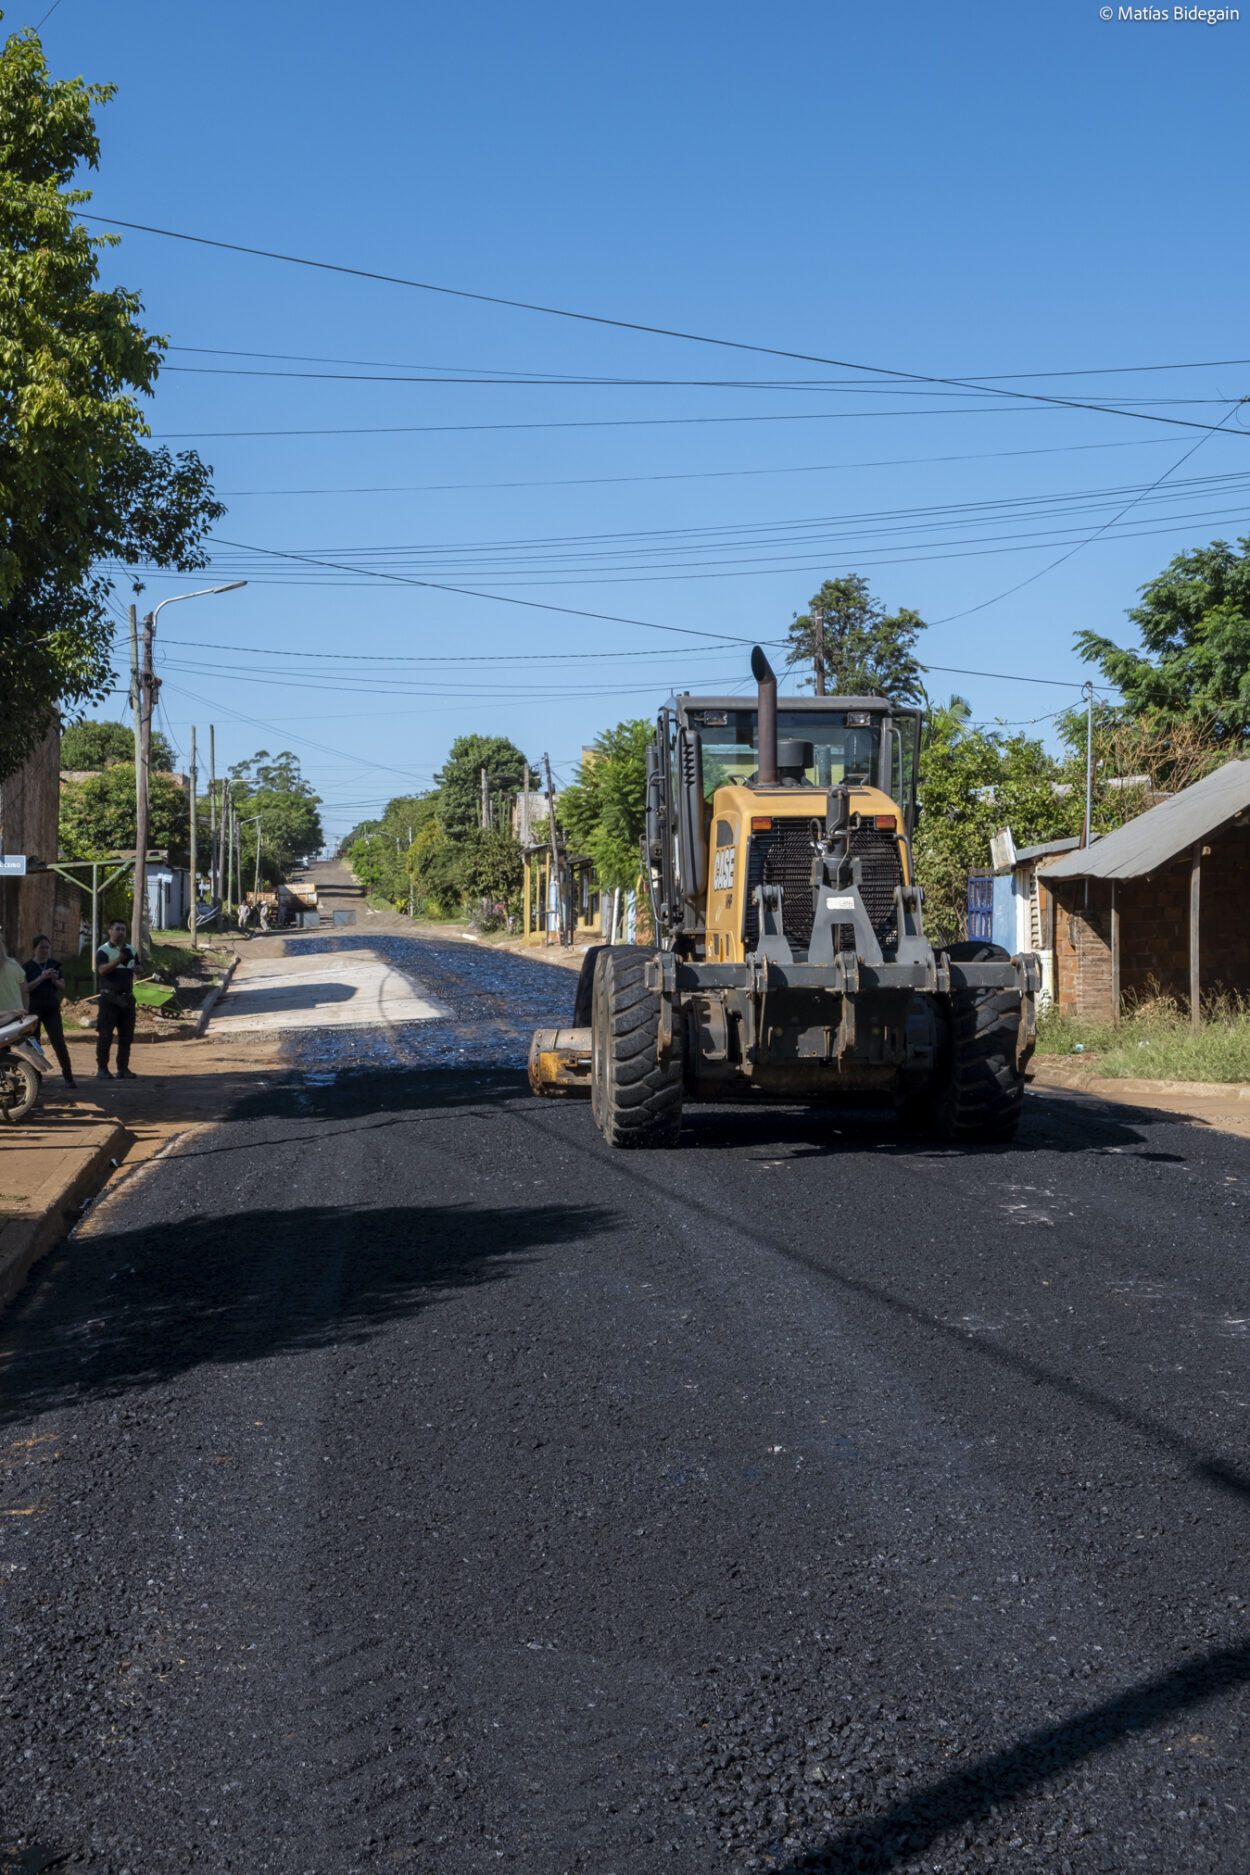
xmin=209 ymin=947 xmax=451 ymax=1033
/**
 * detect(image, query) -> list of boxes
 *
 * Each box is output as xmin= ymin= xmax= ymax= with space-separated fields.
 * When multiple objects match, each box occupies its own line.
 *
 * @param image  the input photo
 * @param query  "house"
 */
xmin=1039 ymin=759 xmax=1250 ymax=1027
xmin=0 ymin=720 xmax=82 ymax=958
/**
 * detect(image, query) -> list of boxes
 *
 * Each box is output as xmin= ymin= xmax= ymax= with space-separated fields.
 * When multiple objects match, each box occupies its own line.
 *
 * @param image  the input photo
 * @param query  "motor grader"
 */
xmin=530 ymin=647 xmax=1038 ymax=1147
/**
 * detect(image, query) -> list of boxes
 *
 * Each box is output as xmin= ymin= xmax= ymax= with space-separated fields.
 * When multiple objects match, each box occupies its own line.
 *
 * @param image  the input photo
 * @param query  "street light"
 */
xmin=131 ymin=581 xmax=247 ymax=957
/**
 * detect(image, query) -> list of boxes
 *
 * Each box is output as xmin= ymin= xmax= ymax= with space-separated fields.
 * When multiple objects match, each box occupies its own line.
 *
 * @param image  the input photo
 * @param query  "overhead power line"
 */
xmin=204 ymin=534 xmax=766 ymax=644
xmin=167 ymin=341 xmax=1250 ymax=382
xmin=208 ymin=434 xmax=1209 ymax=499
xmin=151 ymin=405 xmax=1201 ymax=442
xmin=74 ymin=208 xmax=1247 ymax=439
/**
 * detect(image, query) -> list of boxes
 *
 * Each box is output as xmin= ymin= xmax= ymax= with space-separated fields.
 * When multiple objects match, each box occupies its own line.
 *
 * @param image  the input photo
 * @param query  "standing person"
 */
xmin=0 ymin=927 xmax=30 ymax=1017
xmin=23 ymin=936 xmax=76 ymax=1088
xmin=95 ymin=919 xmax=138 ymax=1080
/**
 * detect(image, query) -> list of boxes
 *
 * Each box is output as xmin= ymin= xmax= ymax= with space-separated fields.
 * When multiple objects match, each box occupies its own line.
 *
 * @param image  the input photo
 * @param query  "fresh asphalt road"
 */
xmin=3 ymin=933 xmax=1250 ymax=1875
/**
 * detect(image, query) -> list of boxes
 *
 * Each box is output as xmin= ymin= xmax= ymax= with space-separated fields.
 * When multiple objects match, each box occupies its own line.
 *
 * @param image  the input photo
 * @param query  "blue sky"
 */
xmin=27 ymin=0 xmax=1250 ymax=843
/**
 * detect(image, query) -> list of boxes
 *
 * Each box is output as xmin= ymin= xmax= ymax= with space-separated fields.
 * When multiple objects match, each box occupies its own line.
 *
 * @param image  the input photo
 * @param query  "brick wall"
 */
xmin=1046 ymin=820 xmax=1250 ymax=1021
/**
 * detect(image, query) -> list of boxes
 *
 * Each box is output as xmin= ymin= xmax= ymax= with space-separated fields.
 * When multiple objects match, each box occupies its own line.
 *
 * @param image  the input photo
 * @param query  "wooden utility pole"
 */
xmin=223 ymin=780 xmax=233 ymax=914
xmin=1190 ymin=840 xmax=1202 ymax=1032
xmin=189 ymin=725 xmax=199 ymax=951
xmin=480 ymin=766 xmax=491 ymax=831
xmin=542 ymin=752 xmax=562 ymax=946
xmin=208 ymin=727 xmax=218 ymax=912
xmin=521 ymin=762 xmax=531 ymax=845
xmin=130 ymin=610 xmax=159 ymax=958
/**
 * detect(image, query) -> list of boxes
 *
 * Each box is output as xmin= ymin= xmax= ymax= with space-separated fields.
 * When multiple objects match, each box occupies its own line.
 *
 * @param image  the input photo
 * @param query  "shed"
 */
xmin=1040 ymin=759 xmax=1250 ymax=1028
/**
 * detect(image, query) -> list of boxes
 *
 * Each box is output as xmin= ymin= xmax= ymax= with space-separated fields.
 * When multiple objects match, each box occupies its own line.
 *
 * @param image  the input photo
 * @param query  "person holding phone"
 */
xmin=23 ymin=935 xmax=76 ymax=1087
xmin=95 ymin=919 xmax=138 ymax=1080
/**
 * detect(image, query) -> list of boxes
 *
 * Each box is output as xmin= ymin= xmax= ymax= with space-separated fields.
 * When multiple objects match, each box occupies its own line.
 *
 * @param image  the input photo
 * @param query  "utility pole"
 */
xmin=480 ymin=765 xmax=490 ymax=831
xmin=542 ymin=752 xmax=562 ymax=946
xmin=208 ymin=727 xmax=217 ymax=912
xmin=223 ymin=780 xmax=233 ymax=914
xmin=189 ymin=725 xmax=199 ymax=951
xmin=407 ymin=825 xmax=414 ymax=920
xmin=128 ymin=604 xmax=142 ymax=754
xmin=130 ymin=579 xmax=248 ymax=953
xmin=521 ymin=762 xmax=531 ymax=845
xmin=130 ymin=608 xmax=159 ymax=958
xmin=811 ymin=600 xmax=827 ymax=696
xmin=1081 ymin=681 xmax=1095 ymax=848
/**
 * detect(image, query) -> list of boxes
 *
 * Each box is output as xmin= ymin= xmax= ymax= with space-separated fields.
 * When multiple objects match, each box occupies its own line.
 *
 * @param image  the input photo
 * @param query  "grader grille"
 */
xmin=744 ymin=822 xmax=903 ymax=956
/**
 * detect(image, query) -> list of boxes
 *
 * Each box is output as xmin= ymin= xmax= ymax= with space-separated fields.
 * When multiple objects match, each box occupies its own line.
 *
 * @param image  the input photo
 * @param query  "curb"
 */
xmin=196 ymin=955 xmax=239 ymax=1036
xmin=0 ymin=1121 xmax=133 ymax=1314
xmin=1031 ymin=1065 xmax=1250 ymax=1103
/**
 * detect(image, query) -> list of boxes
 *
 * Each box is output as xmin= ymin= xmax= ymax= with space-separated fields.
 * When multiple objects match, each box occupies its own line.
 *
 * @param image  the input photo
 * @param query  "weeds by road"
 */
xmin=1037 ymin=990 xmax=1250 ymax=1082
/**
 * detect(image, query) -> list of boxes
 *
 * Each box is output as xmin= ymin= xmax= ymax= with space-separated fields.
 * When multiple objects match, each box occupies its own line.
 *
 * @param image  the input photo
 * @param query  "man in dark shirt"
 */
xmin=95 ymin=919 xmax=138 ymax=1080
xmin=23 ymin=935 xmax=76 ymax=1087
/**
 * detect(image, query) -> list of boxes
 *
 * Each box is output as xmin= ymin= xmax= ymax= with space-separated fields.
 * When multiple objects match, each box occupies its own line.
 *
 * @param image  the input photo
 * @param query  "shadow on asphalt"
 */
xmin=0 ymin=1195 xmax=617 ymax=1427
xmin=227 ymin=1065 xmax=529 ymax=1126
xmin=674 ymin=1091 xmax=1186 ymax=1159
xmin=778 ymin=1635 xmax=1250 ymax=1873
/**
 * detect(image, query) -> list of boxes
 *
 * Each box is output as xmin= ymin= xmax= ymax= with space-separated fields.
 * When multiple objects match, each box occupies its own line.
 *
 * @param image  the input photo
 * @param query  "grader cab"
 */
xmin=530 ymin=647 xmax=1038 ymax=1147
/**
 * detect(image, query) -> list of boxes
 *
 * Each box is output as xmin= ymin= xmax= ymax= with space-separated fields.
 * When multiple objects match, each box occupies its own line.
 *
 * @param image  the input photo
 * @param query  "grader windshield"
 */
xmin=688 ymin=706 xmax=883 ymax=791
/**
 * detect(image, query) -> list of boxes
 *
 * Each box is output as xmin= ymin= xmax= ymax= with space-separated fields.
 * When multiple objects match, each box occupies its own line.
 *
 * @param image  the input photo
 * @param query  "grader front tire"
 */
xmin=931 ymin=941 xmax=1025 ymax=1144
xmin=590 ymin=947 xmax=684 ymax=1149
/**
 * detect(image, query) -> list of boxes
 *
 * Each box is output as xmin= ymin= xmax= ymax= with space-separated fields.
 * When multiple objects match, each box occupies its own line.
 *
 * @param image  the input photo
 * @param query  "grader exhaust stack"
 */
xmin=529 ymin=644 xmax=1039 ymax=1148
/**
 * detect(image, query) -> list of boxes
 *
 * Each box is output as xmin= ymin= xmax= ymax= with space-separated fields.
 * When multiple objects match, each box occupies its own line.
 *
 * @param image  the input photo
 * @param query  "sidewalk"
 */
xmin=0 ymin=1100 xmax=131 ymax=1310
xmin=0 ymin=1029 xmax=284 ymax=1315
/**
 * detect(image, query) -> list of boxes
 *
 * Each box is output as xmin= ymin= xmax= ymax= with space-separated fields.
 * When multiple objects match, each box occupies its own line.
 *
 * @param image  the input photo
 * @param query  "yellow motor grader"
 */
xmin=530 ymin=647 xmax=1038 ymax=1147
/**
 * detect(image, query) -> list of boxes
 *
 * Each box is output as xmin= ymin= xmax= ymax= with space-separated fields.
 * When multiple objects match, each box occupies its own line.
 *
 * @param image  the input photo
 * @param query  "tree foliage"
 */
xmin=345 ymin=794 xmax=438 ymax=907
xmin=1076 ymin=536 xmax=1250 ymax=739
xmin=785 ymin=576 xmax=926 ymax=701
xmin=458 ymin=827 xmax=524 ymax=905
xmin=0 ymin=17 xmax=224 ymax=780
xmin=59 ymin=762 xmax=189 ymax=862
xmin=434 ymin=733 xmax=532 ymax=841
xmin=227 ymin=749 xmax=323 ymax=877
xmin=60 ymin=716 xmax=172 ymax=771
xmin=556 ymin=719 xmax=651 ymax=892
xmin=912 ymin=701 xmax=1078 ymax=942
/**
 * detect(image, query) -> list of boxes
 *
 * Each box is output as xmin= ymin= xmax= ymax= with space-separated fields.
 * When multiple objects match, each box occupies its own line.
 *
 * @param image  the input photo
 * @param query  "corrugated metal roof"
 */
xmin=1041 ymin=759 xmax=1250 ymax=882
xmin=1015 ymin=835 xmax=1083 ymax=864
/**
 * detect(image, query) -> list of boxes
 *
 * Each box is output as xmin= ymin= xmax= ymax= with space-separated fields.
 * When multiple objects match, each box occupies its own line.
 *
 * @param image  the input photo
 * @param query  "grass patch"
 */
xmin=1037 ymin=989 xmax=1250 ymax=1083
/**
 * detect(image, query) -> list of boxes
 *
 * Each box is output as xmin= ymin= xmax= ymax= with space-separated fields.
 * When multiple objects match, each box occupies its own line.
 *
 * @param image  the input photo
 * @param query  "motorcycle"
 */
xmin=0 ymin=1011 xmax=51 ymax=1123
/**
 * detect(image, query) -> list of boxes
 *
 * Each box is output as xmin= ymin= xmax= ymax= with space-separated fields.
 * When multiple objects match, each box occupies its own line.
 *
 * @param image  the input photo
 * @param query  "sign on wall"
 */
xmin=0 ymin=855 xmax=27 ymax=877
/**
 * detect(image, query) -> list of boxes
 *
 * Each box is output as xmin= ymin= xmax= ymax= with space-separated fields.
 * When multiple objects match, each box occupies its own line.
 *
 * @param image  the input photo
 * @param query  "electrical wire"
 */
xmin=149 ymin=402 xmax=1239 ymax=442
xmin=166 ymin=341 xmax=1250 ymax=383
xmin=937 ymin=396 xmax=1250 ymax=624
xmin=210 ymin=433 xmax=1205 ymax=499
xmin=69 ymin=208 xmax=1250 ymax=439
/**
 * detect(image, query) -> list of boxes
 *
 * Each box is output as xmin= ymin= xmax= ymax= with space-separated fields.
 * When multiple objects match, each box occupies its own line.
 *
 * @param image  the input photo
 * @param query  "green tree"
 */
xmin=557 ymin=718 xmax=651 ymax=891
xmin=0 ymin=18 xmax=224 ymax=780
xmin=59 ymin=762 xmax=189 ymax=861
xmin=786 ymin=576 xmax=926 ymax=701
xmin=60 ymin=716 xmax=172 ymax=770
xmin=346 ymin=793 xmax=438 ymax=907
xmin=458 ymin=826 xmax=524 ymax=906
xmin=435 ymin=733 xmax=531 ymax=841
xmin=913 ymin=705 xmax=1076 ymax=942
xmin=228 ymin=749 xmax=323 ymax=878
xmin=1076 ymin=536 xmax=1250 ymax=739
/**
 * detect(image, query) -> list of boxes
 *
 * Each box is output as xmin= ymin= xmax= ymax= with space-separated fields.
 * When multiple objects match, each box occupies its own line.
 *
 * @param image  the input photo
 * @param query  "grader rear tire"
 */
xmin=930 ymin=941 xmax=1024 ymax=1144
xmin=590 ymin=947 xmax=683 ymax=1148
